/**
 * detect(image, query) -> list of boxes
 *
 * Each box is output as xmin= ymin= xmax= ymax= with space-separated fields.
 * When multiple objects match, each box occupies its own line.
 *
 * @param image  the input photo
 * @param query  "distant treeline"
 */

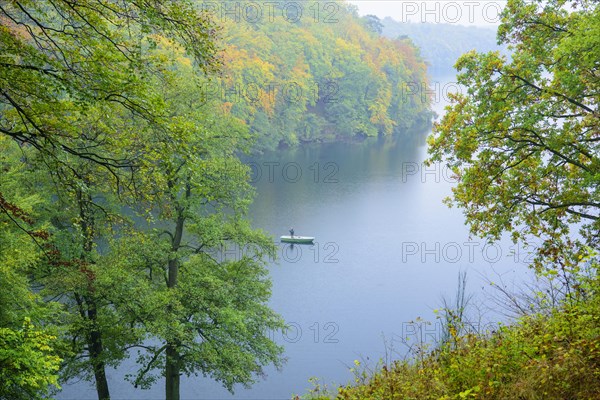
xmin=380 ymin=17 xmax=504 ymax=73
xmin=206 ymin=1 xmax=433 ymax=151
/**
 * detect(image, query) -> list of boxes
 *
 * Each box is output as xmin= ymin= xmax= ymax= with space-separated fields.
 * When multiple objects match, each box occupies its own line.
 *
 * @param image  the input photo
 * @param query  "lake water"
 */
xmin=58 ymin=78 xmax=531 ymax=399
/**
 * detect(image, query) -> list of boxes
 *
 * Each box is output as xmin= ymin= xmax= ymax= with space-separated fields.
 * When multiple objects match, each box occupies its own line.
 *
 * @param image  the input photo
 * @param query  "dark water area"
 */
xmin=58 ymin=77 xmax=531 ymax=400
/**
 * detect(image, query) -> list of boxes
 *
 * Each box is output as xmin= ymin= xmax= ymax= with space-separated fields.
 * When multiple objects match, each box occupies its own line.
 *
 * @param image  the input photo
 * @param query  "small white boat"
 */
xmin=280 ymin=235 xmax=315 ymax=244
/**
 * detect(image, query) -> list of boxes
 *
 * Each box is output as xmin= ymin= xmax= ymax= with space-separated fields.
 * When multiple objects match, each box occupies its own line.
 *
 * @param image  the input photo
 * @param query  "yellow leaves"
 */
xmin=291 ymin=58 xmax=311 ymax=83
xmin=0 ymin=321 xmax=63 ymax=396
xmin=176 ymin=55 xmax=192 ymax=67
xmin=458 ymin=386 xmax=480 ymax=399
xmin=144 ymin=33 xmax=196 ymax=78
xmin=221 ymin=102 xmax=233 ymax=115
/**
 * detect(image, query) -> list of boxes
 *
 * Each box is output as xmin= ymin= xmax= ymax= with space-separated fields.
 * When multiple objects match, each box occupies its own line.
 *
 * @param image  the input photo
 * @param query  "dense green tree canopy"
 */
xmin=0 ymin=136 xmax=62 ymax=400
xmin=205 ymin=0 xmax=432 ymax=150
xmin=106 ymin=41 xmax=285 ymax=399
xmin=0 ymin=0 xmax=218 ymax=186
xmin=429 ymin=0 xmax=600 ymax=270
xmin=0 ymin=320 xmax=62 ymax=400
xmin=1 ymin=2 xmax=284 ymax=400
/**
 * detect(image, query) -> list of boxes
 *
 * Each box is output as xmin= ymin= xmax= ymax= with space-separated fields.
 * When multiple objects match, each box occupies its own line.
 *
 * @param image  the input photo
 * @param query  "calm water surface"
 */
xmin=59 ymin=81 xmax=529 ymax=400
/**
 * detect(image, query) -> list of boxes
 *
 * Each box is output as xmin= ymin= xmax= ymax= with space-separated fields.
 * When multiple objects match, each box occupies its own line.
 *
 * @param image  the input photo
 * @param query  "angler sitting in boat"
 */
xmin=281 ymin=228 xmax=314 ymax=244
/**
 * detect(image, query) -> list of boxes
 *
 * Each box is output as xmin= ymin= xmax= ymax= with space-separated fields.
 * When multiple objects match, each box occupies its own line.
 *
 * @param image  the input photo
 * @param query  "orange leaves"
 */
xmin=203 ymin=4 xmax=431 ymax=147
xmin=220 ymin=102 xmax=233 ymax=114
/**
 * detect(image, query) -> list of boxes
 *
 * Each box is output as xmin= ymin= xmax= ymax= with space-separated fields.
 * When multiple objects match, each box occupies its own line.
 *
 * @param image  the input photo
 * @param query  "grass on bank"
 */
xmin=301 ymin=264 xmax=600 ymax=400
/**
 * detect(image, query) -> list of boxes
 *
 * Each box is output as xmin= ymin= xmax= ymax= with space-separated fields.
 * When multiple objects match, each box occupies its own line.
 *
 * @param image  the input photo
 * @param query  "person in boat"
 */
xmin=289 ymin=227 xmax=294 ymax=238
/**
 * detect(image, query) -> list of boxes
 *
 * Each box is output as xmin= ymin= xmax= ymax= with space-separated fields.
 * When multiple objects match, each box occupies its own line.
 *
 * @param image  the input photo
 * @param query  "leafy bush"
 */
xmin=322 ymin=261 xmax=600 ymax=400
xmin=0 ymin=319 xmax=62 ymax=400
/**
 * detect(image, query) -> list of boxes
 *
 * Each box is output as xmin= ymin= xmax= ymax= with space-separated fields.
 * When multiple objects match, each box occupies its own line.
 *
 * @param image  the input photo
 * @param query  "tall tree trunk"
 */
xmin=165 ymin=342 xmax=180 ymax=400
xmin=165 ymin=210 xmax=185 ymax=400
xmin=87 ymin=297 xmax=111 ymax=400
xmin=77 ymin=187 xmax=111 ymax=400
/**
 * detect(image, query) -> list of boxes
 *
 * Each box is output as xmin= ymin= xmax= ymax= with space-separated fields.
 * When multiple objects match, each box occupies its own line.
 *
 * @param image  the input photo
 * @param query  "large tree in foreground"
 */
xmin=1 ymin=2 xmax=285 ymax=400
xmin=1 ymin=2 xmax=219 ymax=399
xmin=429 ymin=0 xmax=600 ymax=270
xmin=103 ymin=40 xmax=284 ymax=400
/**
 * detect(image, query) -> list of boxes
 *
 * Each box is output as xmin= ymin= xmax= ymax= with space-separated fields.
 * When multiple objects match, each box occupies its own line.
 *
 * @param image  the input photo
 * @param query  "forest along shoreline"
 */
xmin=2 ymin=1 xmax=598 ymax=400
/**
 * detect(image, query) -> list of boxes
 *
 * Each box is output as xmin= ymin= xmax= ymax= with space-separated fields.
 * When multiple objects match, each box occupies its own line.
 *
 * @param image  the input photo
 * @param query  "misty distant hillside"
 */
xmin=381 ymin=17 xmax=504 ymax=73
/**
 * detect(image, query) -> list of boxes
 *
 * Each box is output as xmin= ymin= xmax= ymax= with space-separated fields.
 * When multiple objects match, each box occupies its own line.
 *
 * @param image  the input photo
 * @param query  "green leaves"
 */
xmin=0 ymin=0 xmax=219 ymax=196
xmin=1 ymin=2 xmax=279 ymax=398
xmin=334 ymin=258 xmax=600 ymax=399
xmin=208 ymin=1 xmax=432 ymax=150
xmin=429 ymin=0 xmax=600 ymax=271
xmin=66 ymin=33 xmax=286 ymax=397
xmin=0 ymin=319 xmax=62 ymax=400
